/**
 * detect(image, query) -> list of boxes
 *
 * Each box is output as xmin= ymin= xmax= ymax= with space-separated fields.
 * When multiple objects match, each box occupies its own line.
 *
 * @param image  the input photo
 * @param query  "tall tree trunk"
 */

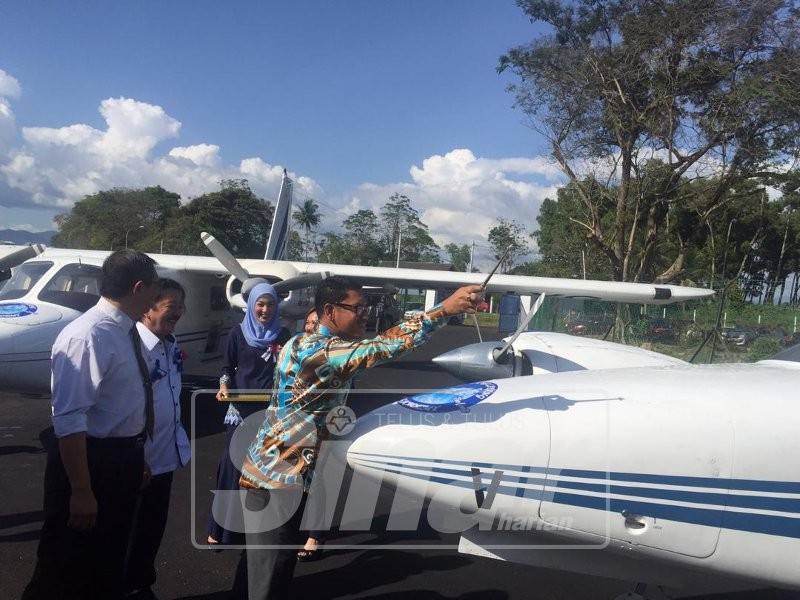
xmin=769 ymin=225 xmax=789 ymax=304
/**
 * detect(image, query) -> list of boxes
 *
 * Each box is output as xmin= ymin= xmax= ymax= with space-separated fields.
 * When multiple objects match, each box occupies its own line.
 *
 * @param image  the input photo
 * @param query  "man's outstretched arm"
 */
xmin=328 ymin=285 xmax=483 ymax=380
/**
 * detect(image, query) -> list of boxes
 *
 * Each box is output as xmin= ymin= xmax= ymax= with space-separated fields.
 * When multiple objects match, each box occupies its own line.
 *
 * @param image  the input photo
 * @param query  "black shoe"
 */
xmin=126 ymin=588 xmax=159 ymax=600
xmin=297 ymin=547 xmax=323 ymax=562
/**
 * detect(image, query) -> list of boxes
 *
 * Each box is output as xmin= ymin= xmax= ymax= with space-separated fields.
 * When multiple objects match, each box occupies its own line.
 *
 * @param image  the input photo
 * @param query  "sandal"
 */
xmin=297 ymin=548 xmax=323 ymax=562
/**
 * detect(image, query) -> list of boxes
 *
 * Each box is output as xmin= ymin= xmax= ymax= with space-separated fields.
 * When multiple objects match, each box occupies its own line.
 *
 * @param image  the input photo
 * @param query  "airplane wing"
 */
xmin=152 ymin=252 xmax=712 ymax=305
xmin=0 ymin=244 xmax=46 ymax=271
xmin=275 ymin=260 xmax=713 ymax=304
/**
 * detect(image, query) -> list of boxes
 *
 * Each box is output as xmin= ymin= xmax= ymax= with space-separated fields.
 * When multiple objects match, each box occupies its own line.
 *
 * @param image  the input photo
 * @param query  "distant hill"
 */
xmin=0 ymin=229 xmax=56 ymax=245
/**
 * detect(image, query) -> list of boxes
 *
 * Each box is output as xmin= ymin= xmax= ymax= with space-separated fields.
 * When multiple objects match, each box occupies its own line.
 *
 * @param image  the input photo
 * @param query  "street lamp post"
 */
xmin=125 ymin=225 xmax=144 ymax=249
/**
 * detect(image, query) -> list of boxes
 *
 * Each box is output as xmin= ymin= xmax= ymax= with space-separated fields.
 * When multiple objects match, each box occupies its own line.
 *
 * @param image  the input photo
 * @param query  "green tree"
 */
xmin=177 ymin=179 xmax=274 ymax=257
xmin=292 ymin=198 xmax=321 ymax=260
xmin=500 ymin=0 xmax=800 ymax=283
xmin=317 ymin=211 xmax=383 ymax=266
xmin=444 ymin=243 xmax=471 ymax=272
xmin=379 ymin=194 xmax=441 ymax=263
xmin=53 ymin=186 xmax=181 ymax=251
xmin=286 ymin=230 xmax=304 ymax=261
xmin=488 ymin=219 xmax=531 ymax=273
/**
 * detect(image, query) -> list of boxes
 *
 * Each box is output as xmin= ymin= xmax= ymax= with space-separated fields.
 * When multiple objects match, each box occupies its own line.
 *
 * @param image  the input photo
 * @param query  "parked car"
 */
xmin=721 ymin=327 xmax=755 ymax=346
xmin=645 ymin=318 xmax=677 ymax=343
xmin=782 ymin=331 xmax=800 ymax=347
xmin=566 ymin=315 xmax=613 ymax=336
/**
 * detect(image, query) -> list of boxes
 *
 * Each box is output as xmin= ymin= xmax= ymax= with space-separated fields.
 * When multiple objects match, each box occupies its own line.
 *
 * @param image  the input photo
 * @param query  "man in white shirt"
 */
xmin=23 ymin=250 xmax=159 ymax=600
xmin=125 ymin=279 xmax=191 ymax=600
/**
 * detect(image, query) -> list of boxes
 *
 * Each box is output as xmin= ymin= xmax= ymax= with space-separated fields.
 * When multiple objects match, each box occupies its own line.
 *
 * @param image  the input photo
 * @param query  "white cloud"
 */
xmin=0 ymin=98 xmax=16 ymax=155
xmin=0 ymin=69 xmax=21 ymax=99
xmin=0 ymin=74 xmax=320 ymax=212
xmin=339 ymin=148 xmax=562 ymax=263
xmin=168 ymin=143 xmax=220 ymax=167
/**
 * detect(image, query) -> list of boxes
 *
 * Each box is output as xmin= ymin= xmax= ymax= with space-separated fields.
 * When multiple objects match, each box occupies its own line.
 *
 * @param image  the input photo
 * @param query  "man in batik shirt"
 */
xmin=234 ymin=276 xmax=482 ymax=599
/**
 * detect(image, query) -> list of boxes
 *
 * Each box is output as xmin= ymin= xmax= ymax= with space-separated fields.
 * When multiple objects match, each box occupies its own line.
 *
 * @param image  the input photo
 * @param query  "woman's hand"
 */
xmin=216 ymin=384 xmax=229 ymax=401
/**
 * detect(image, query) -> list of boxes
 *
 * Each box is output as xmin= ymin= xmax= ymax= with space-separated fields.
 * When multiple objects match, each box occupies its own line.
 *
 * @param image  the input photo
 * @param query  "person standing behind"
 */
xmin=297 ymin=308 xmax=324 ymax=562
xmin=23 ymin=250 xmax=159 ymax=600
xmin=207 ymin=282 xmax=291 ymax=545
xmin=125 ymin=279 xmax=191 ymax=600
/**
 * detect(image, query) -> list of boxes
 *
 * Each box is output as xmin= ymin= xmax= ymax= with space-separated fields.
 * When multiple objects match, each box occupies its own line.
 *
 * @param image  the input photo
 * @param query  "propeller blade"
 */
xmin=493 ymin=293 xmax=547 ymax=363
xmin=272 ymin=272 xmax=330 ymax=295
xmin=201 ymin=232 xmax=250 ymax=282
xmin=0 ymin=244 xmax=46 ymax=271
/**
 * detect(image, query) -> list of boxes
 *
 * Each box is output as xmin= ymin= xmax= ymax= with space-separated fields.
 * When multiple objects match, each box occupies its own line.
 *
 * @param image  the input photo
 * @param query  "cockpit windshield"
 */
xmin=38 ymin=263 xmax=102 ymax=312
xmin=0 ymin=261 xmax=53 ymax=301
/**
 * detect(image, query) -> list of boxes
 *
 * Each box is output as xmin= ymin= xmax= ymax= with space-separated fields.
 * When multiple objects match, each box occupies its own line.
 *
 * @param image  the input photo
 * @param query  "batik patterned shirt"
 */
xmin=239 ymin=305 xmax=448 ymax=490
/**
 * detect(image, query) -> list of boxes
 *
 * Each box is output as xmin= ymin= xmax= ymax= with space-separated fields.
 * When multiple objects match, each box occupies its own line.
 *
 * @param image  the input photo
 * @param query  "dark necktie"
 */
xmin=130 ymin=325 xmax=155 ymax=438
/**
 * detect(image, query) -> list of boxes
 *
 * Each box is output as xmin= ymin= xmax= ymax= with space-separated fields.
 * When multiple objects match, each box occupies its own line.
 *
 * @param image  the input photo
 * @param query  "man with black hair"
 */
xmin=234 ymin=276 xmax=482 ymax=599
xmin=24 ymin=249 xmax=159 ymax=600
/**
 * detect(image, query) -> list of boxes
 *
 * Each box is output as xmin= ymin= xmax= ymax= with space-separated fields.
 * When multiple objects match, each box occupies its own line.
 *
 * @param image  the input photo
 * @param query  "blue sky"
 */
xmin=0 ymin=1 xmax=559 ymax=259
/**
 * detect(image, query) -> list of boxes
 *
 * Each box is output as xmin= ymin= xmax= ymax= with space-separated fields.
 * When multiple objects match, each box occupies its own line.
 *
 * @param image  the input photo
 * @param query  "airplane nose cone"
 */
xmin=432 ymin=341 xmax=514 ymax=382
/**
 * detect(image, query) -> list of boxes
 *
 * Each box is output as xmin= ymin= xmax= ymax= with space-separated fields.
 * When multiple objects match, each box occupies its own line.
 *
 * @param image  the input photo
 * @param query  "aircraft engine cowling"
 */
xmin=224 ymin=262 xmax=299 ymax=310
xmin=223 ymin=263 xmax=320 ymax=319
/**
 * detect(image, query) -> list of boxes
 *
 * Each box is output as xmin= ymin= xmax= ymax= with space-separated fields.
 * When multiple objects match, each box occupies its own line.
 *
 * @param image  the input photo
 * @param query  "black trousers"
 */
xmin=23 ymin=436 xmax=144 ymax=600
xmin=232 ymin=489 xmax=308 ymax=600
xmin=125 ymin=471 xmax=174 ymax=593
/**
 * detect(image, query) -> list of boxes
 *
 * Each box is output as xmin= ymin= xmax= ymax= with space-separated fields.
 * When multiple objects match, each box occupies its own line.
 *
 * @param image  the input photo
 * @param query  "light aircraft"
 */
xmin=0 ymin=174 xmax=711 ymax=395
xmin=345 ymin=318 xmax=800 ymax=598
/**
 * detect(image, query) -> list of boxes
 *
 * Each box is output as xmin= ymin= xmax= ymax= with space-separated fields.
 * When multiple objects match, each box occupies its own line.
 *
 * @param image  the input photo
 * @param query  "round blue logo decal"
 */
xmin=0 ymin=303 xmax=38 ymax=318
xmin=398 ymin=381 xmax=498 ymax=413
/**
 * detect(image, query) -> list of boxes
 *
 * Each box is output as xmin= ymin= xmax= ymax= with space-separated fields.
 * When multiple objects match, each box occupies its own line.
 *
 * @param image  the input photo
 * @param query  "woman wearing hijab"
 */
xmin=207 ymin=283 xmax=291 ymax=546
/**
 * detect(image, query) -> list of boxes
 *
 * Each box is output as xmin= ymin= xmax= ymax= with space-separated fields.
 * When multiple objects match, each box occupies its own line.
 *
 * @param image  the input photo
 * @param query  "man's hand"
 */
xmin=441 ymin=285 xmax=483 ymax=316
xmin=140 ymin=462 xmax=152 ymax=490
xmin=68 ymin=487 xmax=98 ymax=531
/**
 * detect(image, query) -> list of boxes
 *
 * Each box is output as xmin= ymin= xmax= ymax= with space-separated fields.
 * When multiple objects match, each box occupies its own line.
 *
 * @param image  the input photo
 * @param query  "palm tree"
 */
xmin=293 ymin=199 xmax=321 ymax=260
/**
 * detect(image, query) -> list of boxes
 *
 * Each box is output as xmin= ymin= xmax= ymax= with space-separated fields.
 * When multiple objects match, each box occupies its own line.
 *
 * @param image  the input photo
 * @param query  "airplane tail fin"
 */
xmin=264 ymin=169 xmax=293 ymax=260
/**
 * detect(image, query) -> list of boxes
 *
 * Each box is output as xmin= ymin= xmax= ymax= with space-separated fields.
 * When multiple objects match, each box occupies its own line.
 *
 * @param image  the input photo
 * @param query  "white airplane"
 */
xmin=345 ymin=336 xmax=800 ymax=598
xmin=0 ymin=171 xmax=712 ymax=395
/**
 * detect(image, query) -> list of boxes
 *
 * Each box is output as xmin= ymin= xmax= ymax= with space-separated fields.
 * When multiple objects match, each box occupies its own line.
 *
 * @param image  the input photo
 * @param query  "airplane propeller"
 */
xmin=492 ymin=292 xmax=547 ymax=364
xmin=201 ymin=232 xmax=329 ymax=310
xmin=200 ymin=232 xmax=250 ymax=282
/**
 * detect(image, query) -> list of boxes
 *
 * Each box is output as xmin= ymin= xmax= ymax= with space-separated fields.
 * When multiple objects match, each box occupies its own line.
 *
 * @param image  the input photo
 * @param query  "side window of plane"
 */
xmin=210 ymin=285 xmax=229 ymax=311
xmin=38 ymin=263 xmax=102 ymax=312
xmin=0 ymin=261 xmax=54 ymax=300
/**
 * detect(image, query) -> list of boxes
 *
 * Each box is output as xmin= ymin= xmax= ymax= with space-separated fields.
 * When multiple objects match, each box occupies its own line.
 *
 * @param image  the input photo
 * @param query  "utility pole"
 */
xmin=395 ymin=227 xmax=402 ymax=268
xmin=125 ymin=225 xmax=144 ymax=249
xmin=468 ymin=241 xmax=476 ymax=273
xmin=581 ymin=247 xmax=587 ymax=279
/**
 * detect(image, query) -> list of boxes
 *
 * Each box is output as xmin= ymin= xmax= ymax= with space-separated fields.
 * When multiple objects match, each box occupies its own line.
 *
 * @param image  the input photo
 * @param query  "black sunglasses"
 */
xmin=333 ymin=302 xmax=371 ymax=317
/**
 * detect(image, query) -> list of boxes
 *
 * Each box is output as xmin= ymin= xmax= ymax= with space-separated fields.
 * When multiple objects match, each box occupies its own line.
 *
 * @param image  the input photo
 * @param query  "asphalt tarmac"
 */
xmin=1 ymin=325 xmax=796 ymax=600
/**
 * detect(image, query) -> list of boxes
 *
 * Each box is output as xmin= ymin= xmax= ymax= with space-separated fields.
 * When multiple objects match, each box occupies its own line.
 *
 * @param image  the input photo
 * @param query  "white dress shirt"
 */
xmin=137 ymin=322 xmax=191 ymax=475
xmin=51 ymin=297 xmax=146 ymax=438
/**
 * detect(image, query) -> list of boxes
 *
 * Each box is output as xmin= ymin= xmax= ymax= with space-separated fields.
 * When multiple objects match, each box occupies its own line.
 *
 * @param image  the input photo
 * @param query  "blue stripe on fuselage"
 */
xmin=349 ymin=452 xmax=800 ymax=539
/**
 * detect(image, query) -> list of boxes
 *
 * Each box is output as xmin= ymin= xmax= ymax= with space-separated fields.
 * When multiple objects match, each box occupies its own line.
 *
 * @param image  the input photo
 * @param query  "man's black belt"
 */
xmin=86 ymin=432 xmax=146 ymax=449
